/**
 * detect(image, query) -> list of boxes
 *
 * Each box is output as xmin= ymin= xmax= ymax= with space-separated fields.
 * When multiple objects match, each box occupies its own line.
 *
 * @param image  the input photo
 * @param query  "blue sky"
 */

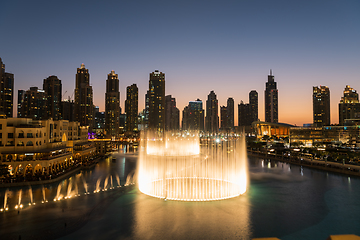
xmin=1 ymin=0 xmax=359 ymax=125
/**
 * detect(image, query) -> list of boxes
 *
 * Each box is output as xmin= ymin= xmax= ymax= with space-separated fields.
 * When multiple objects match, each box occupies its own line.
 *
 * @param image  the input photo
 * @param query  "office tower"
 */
xmin=21 ymin=87 xmax=48 ymax=120
xmin=265 ymin=70 xmax=278 ymax=123
xmin=0 ymin=58 xmax=14 ymax=117
xmin=105 ymin=70 xmax=120 ymax=136
xmin=205 ymin=90 xmax=219 ymax=132
xmin=238 ymin=101 xmax=250 ymax=126
xmin=249 ymin=90 xmax=258 ymax=122
xmin=62 ymin=98 xmax=75 ymax=122
xmin=43 ymin=75 xmax=62 ymax=120
xmin=94 ymin=106 xmax=105 ymax=130
xmin=165 ymin=95 xmax=180 ymax=131
xmin=148 ymin=70 xmax=165 ymax=132
xmin=227 ymin=97 xmax=234 ymax=130
xmin=313 ymin=86 xmax=330 ymax=127
xmin=125 ymin=84 xmax=138 ymax=132
xmin=75 ymin=63 xmax=93 ymax=129
xmin=17 ymin=90 xmax=25 ymax=117
xmin=220 ymin=106 xmax=228 ymax=130
xmin=339 ymin=85 xmax=360 ymax=125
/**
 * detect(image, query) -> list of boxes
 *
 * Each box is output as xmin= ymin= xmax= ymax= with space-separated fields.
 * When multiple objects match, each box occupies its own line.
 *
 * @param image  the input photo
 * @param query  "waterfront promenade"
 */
xmin=248 ymin=150 xmax=360 ymax=177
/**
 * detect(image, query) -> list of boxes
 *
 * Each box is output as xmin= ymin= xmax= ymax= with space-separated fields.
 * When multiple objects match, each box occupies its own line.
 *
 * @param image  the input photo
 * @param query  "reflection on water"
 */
xmin=133 ymin=191 xmax=251 ymax=239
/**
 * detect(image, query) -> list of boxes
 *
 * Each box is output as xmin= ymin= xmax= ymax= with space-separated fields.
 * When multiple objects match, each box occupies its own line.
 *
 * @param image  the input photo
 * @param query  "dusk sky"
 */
xmin=1 ymin=0 xmax=359 ymax=126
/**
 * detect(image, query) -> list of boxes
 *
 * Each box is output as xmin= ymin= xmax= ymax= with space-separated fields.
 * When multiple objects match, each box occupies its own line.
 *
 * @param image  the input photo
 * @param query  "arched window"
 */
xmin=26 ymin=141 xmax=33 ymax=146
xmin=17 ymin=141 xmax=24 ymax=146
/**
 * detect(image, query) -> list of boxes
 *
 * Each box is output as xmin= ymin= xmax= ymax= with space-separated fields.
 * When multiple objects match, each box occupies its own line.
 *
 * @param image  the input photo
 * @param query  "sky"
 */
xmin=1 ymin=0 xmax=359 ymax=126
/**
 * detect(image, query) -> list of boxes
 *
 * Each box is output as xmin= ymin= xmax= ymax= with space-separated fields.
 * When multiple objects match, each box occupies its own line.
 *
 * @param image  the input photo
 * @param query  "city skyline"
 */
xmin=1 ymin=0 xmax=359 ymax=126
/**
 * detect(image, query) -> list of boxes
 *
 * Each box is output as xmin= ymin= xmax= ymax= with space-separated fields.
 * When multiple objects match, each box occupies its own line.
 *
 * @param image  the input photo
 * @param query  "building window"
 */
xmin=8 ymin=133 xmax=14 ymax=138
xmin=18 ymin=132 xmax=24 ymax=138
xmin=26 ymin=141 xmax=33 ymax=146
xmin=27 ymin=133 xmax=33 ymax=138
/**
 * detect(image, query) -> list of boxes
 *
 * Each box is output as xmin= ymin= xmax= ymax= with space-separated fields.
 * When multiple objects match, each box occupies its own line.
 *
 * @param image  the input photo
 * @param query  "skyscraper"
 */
xmin=125 ymin=84 xmax=138 ymax=133
xmin=249 ymin=90 xmax=258 ymax=123
xmin=21 ymin=87 xmax=48 ymax=120
xmin=105 ymin=70 xmax=120 ymax=136
xmin=0 ymin=58 xmax=14 ymax=117
xmin=227 ymin=97 xmax=234 ymax=130
xmin=220 ymin=106 xmax=228 ymax=130
xmin=17 ymin=90 xmax=25 ymax=118
xmin=165 ymin=95 xmax=180 ymax=131
xmin=75 ymin=64 xmax=93 ymax=130
xmin=205 ymin=90 xmax=219 ymax=133
xmin=148 ymin=70 xmax=165 ymax=132
xmin=313 ymin=86 xmax=330 ymax=127
xmin=239 ymin=90 xmax=258 ymax=127
xmin=339 ymin=85 xmax=360 ymax=125
xmin=182 ymin=99 xmax=204 ymax=131
xmin=43 ymin=75 xmax=62 ymax=120
xmin=265 ymin=70 xmax=278 ymax=123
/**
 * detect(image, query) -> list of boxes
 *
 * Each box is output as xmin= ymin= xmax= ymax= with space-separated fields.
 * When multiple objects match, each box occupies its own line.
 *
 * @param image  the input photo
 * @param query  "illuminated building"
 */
xmin=62 ymin=99 xmax=74 ymax=122
xmin=105 ymin=70 xmax=120 ymax=136
xmin=0 ymin=58 xmax=14 ymax=118
xmin=74 ymin=64 xmax=93 ymax=130
xmin=165 ymin=95 xmax=179 ymax=131
xmin=339 ymin=85 xmax=360 ymax=125
xmin=43 ymin=75 xmax=62 ymax=120
xmin=205 ymin=90 xmax=219 ymax=132
xmin=20 ymin=87 xmax=48 ymax=120
xmin=265 ymin=70 xmax=278 ymax=123
xmin=148 ymin=70 xmax=165 ymax=132
xmin=313 ymin=86 xmax=330 ymax=127
xmin=125 ymin=84 xmax=138 ymax=132
xmin=17 ymin=90 xmax=25 ymax=118
xmin=249 ymin=90 xmax=258 ymax=123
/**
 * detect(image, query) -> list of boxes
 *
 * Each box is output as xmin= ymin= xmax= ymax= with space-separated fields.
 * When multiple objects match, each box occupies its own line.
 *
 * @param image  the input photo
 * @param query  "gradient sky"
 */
xmin=1 ymin=0 xmax=359 ymax=126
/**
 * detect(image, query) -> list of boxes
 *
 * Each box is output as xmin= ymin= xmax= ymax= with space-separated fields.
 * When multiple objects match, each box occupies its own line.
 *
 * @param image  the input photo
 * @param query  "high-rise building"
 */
xmin=339 ymin=85 xmax=360 ymax=125
xmin=62 ymin=99 xmax=74 ymax=122
xmin=249 ymin=90 xmax=258 ymax=122
xmin=21 ymin=87 xmax=48 ymax=120
xmin=17 ymin=90 xmax=25 ymax=118
xmin=239 ymin=90 xmax=258 ymax=127
xmin=105 ymin=70 xmax=120 ymax=136
xmin=43 ymin=75 xmax=62 ymax=120
xmin=220 ymin=106 xmax=228 ymax=130
xmin=238 ymin=101 xmax=251 ymax=126
xmin=75 ymin=64 xmax=93 ymax=129
xmin=205 ymin=90 xmax=219 ymax=132
xmin=125 ymin=84 xmax=138 ymax=132
xmin=313 ymin=86 xmax=330 ymax=127
xmin=182 ymin=99 xmax=204 ymax=131
xmin=227 ymin=97 xmax=234 ymax=130
xmin=148 ymin=70 xmax=165 ymax=132
xmin=0 ymin=58 xmax=14 ymax=117
xmin=265 ymin=70 xmax=278 ymax=123
xmin=165 ymin=95 xmax=180 ymax=131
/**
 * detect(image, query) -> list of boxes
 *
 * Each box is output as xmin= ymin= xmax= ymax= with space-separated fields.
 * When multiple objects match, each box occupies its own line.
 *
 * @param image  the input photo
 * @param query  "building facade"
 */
xmin=21 ymin=87 xmax=48 ymax=120
xmin=313 ymin=86 xmax=330 ymax=127
xmin=165 ymin=95 xmax=180 ymax=131
xmin=75 ymin=64 xmax=93 ymax=130
xmin=265 ymin=70 xmax=278 ymax=123
xmin=125 ymin=84 xmax=138 ymax=133
xmin=148 ymin=70 xmax=165 ymax=132
xmin=227 ymin=97 xmax=234 ymax=131
xmin=105 ymin=70 xmax=120 ymax=136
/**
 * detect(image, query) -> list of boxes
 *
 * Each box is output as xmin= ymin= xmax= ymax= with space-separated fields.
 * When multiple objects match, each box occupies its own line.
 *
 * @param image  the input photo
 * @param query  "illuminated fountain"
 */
xmin=138 ymin=131 xmax=248 ymax=201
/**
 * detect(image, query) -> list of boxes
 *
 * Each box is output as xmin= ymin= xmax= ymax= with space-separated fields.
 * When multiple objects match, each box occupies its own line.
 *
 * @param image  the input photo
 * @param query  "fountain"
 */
xmin=15 ymin=189 xmax=23 ymax=209
xmin=94 ymin=178 xmax=101 ymax=193
xmin=2 ymin=189 xmax=9 ymax=211
xmin=66 ymin=178 xmax=72 ymax=199
xmin=42 ymin=186 xmax=47 ymax=203
xmin=116 ymin=175 xmax=121 ymax=187
xmin=104 ymin=176 xmax=109 ymax=191
xmin=110 ymin=175 xmax=113 ymax=189
xmin=82 ymin=177 xmax=88 ymax=194
xmin=54 ymin=183 xmax=62 ymax=201
xmin=138 ymin=131 xmax=248 ymax=201
xmin=28 ymin=186 xmax=34 ymax=205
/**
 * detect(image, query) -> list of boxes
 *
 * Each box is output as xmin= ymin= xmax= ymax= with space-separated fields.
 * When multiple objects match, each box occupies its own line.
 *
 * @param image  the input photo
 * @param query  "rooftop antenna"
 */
xmin=270 ymin=69 xmax=272 ymax=75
